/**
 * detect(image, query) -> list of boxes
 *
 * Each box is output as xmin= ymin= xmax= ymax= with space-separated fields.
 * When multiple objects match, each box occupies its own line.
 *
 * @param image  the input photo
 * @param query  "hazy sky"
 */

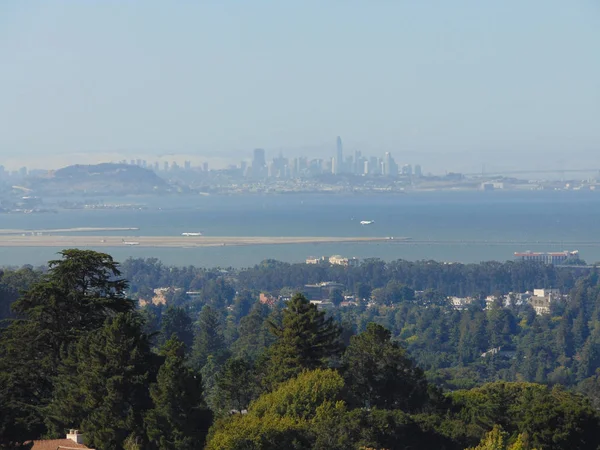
xmin=1 ymin=1 xmax=599 ymax=171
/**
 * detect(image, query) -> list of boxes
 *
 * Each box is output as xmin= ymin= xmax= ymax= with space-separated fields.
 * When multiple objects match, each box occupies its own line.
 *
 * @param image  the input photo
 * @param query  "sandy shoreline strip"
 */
xmin=0 ymin=235 xmax=395 ymax=248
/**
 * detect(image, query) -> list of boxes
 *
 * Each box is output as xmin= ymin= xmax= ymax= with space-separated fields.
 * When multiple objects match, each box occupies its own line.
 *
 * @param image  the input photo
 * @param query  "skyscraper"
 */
xmin=252 ymin=148 xmax=266 ymax=178
xmin=383 ymin=152 xmax=398 ymax=176
xmin=336 ymin=136 xmax=343 ymax=174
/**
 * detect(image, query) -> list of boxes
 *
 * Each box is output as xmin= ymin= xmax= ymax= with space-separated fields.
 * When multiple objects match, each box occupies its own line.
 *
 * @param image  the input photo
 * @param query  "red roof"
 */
xmin=27 ymin=439 xmax=91 ymax=450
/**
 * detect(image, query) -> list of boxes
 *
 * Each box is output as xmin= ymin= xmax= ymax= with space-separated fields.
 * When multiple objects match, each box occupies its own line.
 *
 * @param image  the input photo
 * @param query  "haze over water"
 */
xmin=1 ymin=191 xmax=598 ymax=268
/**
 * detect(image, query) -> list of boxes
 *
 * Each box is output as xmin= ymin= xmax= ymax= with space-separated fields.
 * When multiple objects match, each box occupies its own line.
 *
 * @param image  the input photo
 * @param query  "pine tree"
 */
xmin=214 ymin=357 xmax=258 ymax=415
xmin=263 ymin=293 xmax=342 ymax=388
xmin=0 ymin=249 xmax=135 ymax=444
xmin=192 ymin=305 xmax=229 ymax=368
xmin=159 ymin=306 xmax=194 ymax=350
xmin=47 ymin=312 xmax=155 ymax=450
xmin=145 ymin=337 xmax=212 ymax=450
xmin=341 ymin=322 xmax=432 ymax=412
xmin=231 ymin=304 xmax=273 ymax=360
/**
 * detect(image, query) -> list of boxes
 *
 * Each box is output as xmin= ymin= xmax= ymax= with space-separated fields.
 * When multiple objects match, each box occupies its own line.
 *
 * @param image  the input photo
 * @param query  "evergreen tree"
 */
xmin=192 ymin=305 xmax=228 ymax=368
xmin=214 ymin=357 xmax=258 ymax=415
xmin=341 ymin=322 xmax=432 ymax=412
xmin=145 ymin=337 xmax=212 ymax=450
xmin=47 ymin=312 xmax=155 ymax=450
xmin=263 ymin=293 xmax=342 ymax=388
xmin=329 ymin=289 xmax=344 ymax=308
xmin=159 ymin=306 xmax=194 ymax=350
xmin=231 ymin=304 xmax=273 ymax=360
xmin=231 ymin=289 xmax=254 ymax=322
xmin=0 ymin=249 xmax=135 ymax=444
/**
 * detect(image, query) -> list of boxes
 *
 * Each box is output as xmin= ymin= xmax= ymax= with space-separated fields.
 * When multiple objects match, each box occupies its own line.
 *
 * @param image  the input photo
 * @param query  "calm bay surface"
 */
xmin=1 ymin=191 xmax=598 ymax=267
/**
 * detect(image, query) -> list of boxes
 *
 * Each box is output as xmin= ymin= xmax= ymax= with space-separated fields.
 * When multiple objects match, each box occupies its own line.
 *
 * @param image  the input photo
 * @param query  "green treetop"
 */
xmin=263 ymin=293 xmax=342 ymax=388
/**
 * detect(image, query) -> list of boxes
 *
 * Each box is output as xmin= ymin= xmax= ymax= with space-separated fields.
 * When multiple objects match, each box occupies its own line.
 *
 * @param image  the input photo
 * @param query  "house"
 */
xmin=449 ymin=296 xmax=476 ymax=310
xmin=306 ymin=256 xmax=326 ymax=264
xmin=28 ymin=430 xmax=93 ymax=450
xmin=259 ymin=292 xmax=276 ymax=306
xmin=529 ymin=289 xmax=562 ymax=315
xmin=328 ymin=255 xmax=359 ymax=267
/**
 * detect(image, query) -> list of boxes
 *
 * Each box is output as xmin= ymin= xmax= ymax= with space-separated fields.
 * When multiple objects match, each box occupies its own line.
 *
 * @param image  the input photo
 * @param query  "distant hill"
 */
xmin=26 ymin=163 xmax=170 ymax=195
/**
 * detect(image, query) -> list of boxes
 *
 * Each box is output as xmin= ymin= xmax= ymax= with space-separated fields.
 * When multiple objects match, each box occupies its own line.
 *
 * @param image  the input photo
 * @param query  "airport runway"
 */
xmin=0 ymin=235 xmax=394 ymax=248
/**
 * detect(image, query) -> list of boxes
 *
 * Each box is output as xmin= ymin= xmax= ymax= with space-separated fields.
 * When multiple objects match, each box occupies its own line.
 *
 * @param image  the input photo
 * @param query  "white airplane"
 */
xmin=122 ymin=239 xmax=140 ymax=245
xmin=360 ymin=220 xmax=375 ymax=225
xmin=182 ymin=232 xmax=203 ymax=236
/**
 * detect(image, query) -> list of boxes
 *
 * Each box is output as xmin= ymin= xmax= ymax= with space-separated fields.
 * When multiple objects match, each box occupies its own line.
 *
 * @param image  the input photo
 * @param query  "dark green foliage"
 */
xmin=0 ymin=250 xmax=135 ymax=445
xmin=231 ymin=303 xmax=273 ymax=360
xmin=263 ymin=293 xmax=342 ymax=388
xmin=213 ymin=357 xmax=259 ymax=415
xmin=371 ymin=280 xmax=415 ymax=305
xmin=329 ymin=288 xmax=344 ymax=308
xmin=342 ymin=323 xmax=433 ymax=412
xmin=192 ymin=305 xmax=229 ymax=369
xmin=231 ymin=289 xmax=255 ymax=322
xmin=449 ymin=382 xmax=600 ymax=449
xmin=158 ymin=306 xmax=194 ymax=350
xmin=4 ymin=253 xmax=600 ymax=449
xmin=145 ymin=337 xmax=212 ymax=450
xmin=47 ymin=313 xmax=155 ymax=450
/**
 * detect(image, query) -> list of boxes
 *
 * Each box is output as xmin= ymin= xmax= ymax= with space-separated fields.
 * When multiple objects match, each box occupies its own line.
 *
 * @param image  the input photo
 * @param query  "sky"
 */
xmin=0 ymin=1 xmax=599 ymax=172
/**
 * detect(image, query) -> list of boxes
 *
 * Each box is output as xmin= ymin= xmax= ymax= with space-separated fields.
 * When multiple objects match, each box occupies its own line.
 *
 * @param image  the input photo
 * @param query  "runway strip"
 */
xmin=0 ymin=235 xmax=395 ymax=248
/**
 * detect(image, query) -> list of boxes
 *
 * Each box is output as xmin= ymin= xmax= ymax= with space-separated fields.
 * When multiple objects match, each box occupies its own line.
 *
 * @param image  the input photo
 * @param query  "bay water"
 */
xmin=1 ymin=191 xmax=598 ymax=268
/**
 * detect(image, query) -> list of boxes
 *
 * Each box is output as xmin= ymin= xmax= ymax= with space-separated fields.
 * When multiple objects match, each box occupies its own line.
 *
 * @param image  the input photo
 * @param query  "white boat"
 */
xmin=182 ymin=232 xmax=203 ymax=236
xmin=360 ymin=220 xmax=375 ymax=225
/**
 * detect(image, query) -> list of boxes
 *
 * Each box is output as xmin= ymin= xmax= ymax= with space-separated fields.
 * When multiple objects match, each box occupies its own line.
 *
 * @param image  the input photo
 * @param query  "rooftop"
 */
xmin=27 ymin=439 xmax=91 ymax=450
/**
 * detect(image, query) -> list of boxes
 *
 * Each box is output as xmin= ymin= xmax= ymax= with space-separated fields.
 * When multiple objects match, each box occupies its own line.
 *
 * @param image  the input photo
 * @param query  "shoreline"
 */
xmin=0 ymin=235 xmax=395 ymax=248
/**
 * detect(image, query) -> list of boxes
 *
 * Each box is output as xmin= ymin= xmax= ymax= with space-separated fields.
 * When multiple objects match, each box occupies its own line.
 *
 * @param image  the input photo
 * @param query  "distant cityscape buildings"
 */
xmin=513 ymin=250 xmax=580 ymax=265
xmin=0 ymin=136 xmax=423 ymax=183
xmin=231 ymin=136 xmax=423 ymax=180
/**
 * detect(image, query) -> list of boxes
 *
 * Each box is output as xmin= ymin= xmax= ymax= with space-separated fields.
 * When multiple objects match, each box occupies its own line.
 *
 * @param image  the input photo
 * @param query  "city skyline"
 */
xmin=1 ymin=1 xmax=598 ymax=173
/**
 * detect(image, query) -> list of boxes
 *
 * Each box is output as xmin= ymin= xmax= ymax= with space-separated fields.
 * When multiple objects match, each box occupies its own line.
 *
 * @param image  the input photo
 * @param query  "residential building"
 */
xmin=28 ymin=430 xmax=93 ymax=450
xmin=449 ymin=296 xmax=476 ymax=310
xmin=529 ymin=289 xmax=562 ymax=315
xmin=328 ymin=255 xmax=359 ymax=267
xmin=306 ymin=256 xmax=326 ymax=264
xmin=259 ymin=292 xmax=276 ymax=306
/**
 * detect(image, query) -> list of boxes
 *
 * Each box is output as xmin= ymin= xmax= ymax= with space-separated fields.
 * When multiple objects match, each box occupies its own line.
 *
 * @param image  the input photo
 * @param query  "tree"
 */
xmin=206 ymin=369 xmax=343 ymax=450
xmin=214 ymin=357 xmax=258 ymax=415
xmin=263 ymin=293 xmax=342 ymax=388
xmin=466 ymin=425 xmax=538 ymax=450
xmin=341 ymin=323 xmax=432 ymax=412
xmin=0 ymin=249 xmax=135 ymax=444
xmin=231 ymin=290 xmax=255 ymax=322
xmin=47 ymin=312 xmax=155 ymax=450
xmin=159 ymin=306 xmax=194 ymax=350
xmin=145 ymin=337 xmax=212 ymax=450
xmin=192 ymin=305 xmax=228 ymax=369
xmin=231 ymin=304 xmax=273 ymax=360
xmin=449 ymin=382 xmax=600 ymax=450
xmin=329 ymin=289 xmax=344 ymax=308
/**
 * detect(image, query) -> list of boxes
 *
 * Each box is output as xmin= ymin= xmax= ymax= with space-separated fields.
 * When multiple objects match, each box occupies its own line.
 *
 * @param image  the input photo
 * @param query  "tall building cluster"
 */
xmin=244 ymin=136 xmax=422 ymax=179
